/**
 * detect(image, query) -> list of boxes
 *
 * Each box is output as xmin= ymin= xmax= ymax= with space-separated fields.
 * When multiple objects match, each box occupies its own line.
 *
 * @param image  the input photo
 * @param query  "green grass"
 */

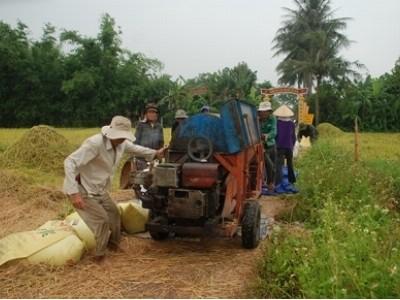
xmin=329 ymin=132 xmax=400 ymax=161
xmin=254 ymin=136 xmax=400 ymax=298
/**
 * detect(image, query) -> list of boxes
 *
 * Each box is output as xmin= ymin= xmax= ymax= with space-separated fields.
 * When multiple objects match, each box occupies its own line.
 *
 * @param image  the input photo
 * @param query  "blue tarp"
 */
xmin=174 ymin=99 xmax=261 ymax=154
xmin=262 ymin=166 xmax=299 ymax=195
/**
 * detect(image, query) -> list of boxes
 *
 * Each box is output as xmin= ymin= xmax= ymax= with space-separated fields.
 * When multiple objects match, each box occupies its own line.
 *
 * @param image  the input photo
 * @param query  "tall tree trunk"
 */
xmin=304 ymin=72 xmax=313 ymax=96
xmin=315 ymin=76 xmax=321 ymax=126
xmin=303 ymin=72 xmax=314 ymax=124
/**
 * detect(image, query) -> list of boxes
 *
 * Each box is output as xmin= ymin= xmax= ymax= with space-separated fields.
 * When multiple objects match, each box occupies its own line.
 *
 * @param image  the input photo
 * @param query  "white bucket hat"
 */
xmin=273 ymin=104 xmax=294 ymax=118
xmin=258 ymin=101 xmax=272 ymax=111
xmin=175 ymin=109 xmax=188 ymax=119
xmin=101 ymin=116 xmax=135 ymax=141
xmin=200 ymin=105 xmax=210 ymax=113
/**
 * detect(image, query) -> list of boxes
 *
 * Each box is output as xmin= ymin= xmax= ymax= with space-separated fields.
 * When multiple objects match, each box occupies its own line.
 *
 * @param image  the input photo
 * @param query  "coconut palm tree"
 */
xmin=273 ymin=0 xmax=362 ymax=125
xmin=159 ymin=76 xmax=189 ymax=112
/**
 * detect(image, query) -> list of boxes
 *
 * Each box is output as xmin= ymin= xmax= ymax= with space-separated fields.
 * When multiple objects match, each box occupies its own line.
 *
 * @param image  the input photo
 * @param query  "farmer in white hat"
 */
xmin=273 ymin=105 xmax=297 ymax=193
xmin=258 ymin=101 xmax=277 ymax=192
xmin=63 ymin=116 xmax=165 ymax=262
xmin=172 ymin=109 xmax=188 ymax=135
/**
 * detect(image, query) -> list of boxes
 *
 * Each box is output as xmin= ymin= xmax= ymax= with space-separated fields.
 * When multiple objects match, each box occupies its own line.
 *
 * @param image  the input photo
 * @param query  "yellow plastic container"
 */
xmin=118 ymin=202 xmax=149 ymax=234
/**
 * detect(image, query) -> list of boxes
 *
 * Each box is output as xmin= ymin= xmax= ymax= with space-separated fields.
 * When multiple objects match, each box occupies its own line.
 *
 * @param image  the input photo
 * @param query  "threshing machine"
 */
xmin=136 ymin=99 xmax=265 ymax=248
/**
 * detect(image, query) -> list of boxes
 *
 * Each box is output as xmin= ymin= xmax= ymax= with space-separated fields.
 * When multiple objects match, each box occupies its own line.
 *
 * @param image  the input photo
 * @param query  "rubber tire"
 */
xmin=149 ymin=230 xmax=169 ymax=241
xmin=241 ymin=201 xmax=261 ymax=249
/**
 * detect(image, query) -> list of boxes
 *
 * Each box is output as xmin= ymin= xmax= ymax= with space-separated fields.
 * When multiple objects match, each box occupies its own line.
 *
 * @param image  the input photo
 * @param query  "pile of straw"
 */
xmin=1 ymin=125 xmax=71 ymax=173
xmin=317 ymin=122 xmax=343 ymax=138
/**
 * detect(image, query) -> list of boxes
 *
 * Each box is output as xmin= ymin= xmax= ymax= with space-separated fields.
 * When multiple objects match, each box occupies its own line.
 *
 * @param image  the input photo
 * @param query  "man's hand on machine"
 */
xmin=69 ymin=193 xmax=86 ymax=209
xmin=156 ymin=145 xmax=168 ymax=160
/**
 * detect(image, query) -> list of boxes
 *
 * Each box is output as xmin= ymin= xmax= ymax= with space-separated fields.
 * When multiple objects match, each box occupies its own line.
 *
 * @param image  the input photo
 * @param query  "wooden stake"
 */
xmin=354 ymin=116 xmax=360 ymax=162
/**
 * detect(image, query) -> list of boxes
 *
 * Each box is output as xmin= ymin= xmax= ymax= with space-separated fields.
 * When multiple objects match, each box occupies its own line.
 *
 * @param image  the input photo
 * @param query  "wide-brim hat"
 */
xmin=258 ymin=101 xmax=272 ymax=111
xmin=145 ymin=103 xmax=159 ymax=113
xmin=101 ymin=116 xmax=135 ymax=141
xmin=273 ymin=104 xmax=294 ymax=118
xmin=200 ymin=105 xmax=210 ymax=112
xmin=175 ymin=109 xmax=188 ymax=119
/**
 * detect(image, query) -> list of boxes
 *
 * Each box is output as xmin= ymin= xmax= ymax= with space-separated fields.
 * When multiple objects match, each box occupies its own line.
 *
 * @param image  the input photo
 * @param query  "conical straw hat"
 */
xmin=273 ymin=104 xmax=294 ymax=118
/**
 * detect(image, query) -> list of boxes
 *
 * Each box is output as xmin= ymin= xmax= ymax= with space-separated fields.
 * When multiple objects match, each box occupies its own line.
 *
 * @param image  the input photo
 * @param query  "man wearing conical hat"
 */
xmin=273 ymin=105 xmax=297 ymax=193
xmin=63 ymin=116 xmax=165 ymax=262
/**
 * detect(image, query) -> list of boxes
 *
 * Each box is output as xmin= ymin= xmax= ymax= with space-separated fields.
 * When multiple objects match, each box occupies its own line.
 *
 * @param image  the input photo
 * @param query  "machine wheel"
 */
xmin=149 ymin=230 xmax=169 ymax=241
xmin=187 ymin=136 xmax=213 ymax=162
xmin=241 ymin=200 xmax=261 ymax=249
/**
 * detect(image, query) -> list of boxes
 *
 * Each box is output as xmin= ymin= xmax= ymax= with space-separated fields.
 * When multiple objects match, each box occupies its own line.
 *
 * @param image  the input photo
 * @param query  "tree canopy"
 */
xmin=0 ymin=13 xmax=399 ymax=131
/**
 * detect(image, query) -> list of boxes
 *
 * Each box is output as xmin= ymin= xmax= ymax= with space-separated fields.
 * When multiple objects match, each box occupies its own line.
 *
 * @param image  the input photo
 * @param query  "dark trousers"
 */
xmin=264 ymin=145 xmax=277 ymax=185
xmin=276 ymin=148 xmax=296 ymax=184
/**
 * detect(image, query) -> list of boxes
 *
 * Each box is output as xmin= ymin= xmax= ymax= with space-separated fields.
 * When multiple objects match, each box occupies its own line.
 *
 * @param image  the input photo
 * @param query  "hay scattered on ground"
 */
xmin=0 ymin=125 xmax=71 ymax=173
xmin=0 ymin=196 xmax=293 ymax=298
xmin=0 ymin=169 xmax=71 ymax=237
xmin=317 ymin=122 xmax=343 ymax=137
xmin=0 ymin=169 xmax=30 ymax=197
xmin=0 ymin=236 xmax=260 ymax=298
xmin=0 ymin=169 xmax=69 ymax=204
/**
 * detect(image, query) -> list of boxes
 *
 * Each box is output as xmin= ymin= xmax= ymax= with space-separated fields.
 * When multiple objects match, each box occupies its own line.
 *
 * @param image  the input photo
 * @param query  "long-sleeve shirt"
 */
xmin=260 ymin=115 xmax=277 ymax=147
xmin=276 ymin=119 xmax=296 ymax=151
xmin=134 ymin=121 xmax=164 ymax=151
xmin=63 ymin=133 xmax=156 ymax=195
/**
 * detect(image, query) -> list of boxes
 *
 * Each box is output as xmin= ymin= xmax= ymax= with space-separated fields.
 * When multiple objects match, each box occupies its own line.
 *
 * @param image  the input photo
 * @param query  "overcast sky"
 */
xmin=1 ymin=0 xmax=399 ymax=84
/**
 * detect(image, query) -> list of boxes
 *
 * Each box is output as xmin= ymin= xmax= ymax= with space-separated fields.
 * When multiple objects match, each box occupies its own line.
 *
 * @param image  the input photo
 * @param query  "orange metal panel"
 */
xmin=215 ymin=143 xmax=265 ymax=232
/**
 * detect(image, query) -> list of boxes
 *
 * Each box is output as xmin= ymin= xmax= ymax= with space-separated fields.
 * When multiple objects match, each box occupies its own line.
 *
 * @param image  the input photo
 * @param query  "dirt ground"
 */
xmin=0 ymin=191 xmax=294 ymax=298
